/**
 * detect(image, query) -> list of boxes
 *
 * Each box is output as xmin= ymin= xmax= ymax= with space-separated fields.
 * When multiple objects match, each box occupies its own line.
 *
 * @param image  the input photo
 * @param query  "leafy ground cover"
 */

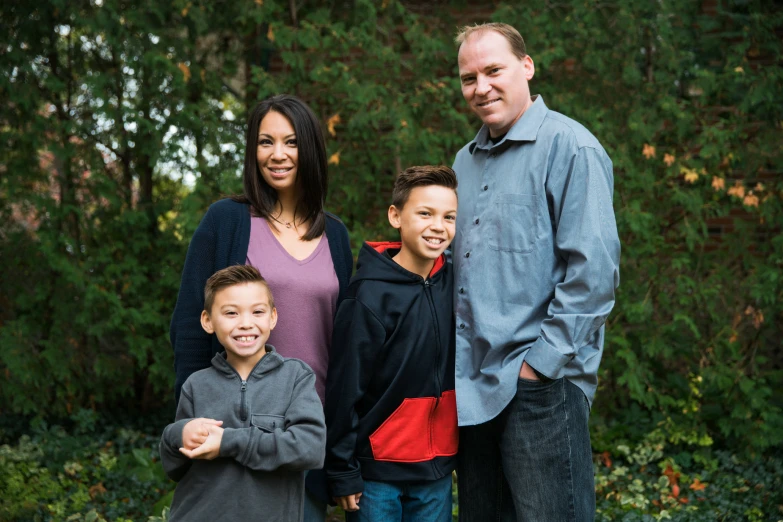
xmin=2 ymin=411 xmax=780 ymax=521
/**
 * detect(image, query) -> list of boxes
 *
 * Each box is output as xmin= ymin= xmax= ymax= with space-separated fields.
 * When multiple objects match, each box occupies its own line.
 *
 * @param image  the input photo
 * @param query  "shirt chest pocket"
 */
xmin=488 ymin=193 xmax=539 ymax=254
xmin=250 ymin=414 xmax=285 ymax=432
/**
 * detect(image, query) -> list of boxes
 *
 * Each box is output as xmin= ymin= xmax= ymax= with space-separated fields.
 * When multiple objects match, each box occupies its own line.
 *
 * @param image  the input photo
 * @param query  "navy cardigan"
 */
xmin=170 ymin=198 xmax=353 ymax=402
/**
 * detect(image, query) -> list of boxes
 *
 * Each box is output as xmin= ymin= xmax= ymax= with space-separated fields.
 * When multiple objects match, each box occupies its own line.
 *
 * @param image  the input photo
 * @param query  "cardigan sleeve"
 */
xmin=170 ymin=206 xmax=218 ymax=403
xmin=325 ymin=213 xmax=354 ymax=307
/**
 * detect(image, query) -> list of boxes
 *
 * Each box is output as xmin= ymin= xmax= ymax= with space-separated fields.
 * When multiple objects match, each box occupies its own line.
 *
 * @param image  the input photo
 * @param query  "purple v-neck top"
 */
xmin=246 ymin=217 xmax=339 ymax=402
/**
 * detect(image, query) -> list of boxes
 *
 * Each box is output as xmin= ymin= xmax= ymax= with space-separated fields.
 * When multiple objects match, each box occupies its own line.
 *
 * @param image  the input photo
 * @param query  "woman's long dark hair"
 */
xmin=234 ymin=94 xmax=328 ymax=240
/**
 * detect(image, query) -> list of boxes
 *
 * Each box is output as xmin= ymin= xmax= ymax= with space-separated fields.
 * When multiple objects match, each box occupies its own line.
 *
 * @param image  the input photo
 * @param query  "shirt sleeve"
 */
xmin=324 ymin=297 xmax=387 ymax=498
xmin=159 ymin=384 xmax=197 ymax=481
xmin=219 ymin=368 xmax=326 ymax=472
xmin=524 ymin=145 xmax=621 ymax=379
xmin=170 ymin=207 xmax=217 ymax=402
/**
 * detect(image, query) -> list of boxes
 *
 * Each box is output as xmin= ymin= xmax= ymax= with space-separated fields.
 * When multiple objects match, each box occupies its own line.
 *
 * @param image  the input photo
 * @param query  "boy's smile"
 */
xmin=388 ymin=185 xmax=457 ymax=279
xmin=201 ymin=282 xmax=277 ymax=370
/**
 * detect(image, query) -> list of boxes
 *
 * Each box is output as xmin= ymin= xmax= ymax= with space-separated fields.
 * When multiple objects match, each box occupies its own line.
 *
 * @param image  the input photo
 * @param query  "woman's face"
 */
xmin=256 ymin=111 xmax=298 ymax=196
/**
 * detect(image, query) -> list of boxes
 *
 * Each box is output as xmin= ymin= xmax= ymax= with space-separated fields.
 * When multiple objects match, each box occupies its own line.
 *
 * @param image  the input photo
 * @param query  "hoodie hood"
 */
xmin=351 ymin=241 xmax=446 ymax=285
xmin=210 ymin=345 xmax=284 ymax=380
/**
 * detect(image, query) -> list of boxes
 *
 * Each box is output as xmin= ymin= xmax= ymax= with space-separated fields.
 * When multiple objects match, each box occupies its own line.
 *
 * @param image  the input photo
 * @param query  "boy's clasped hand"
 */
xmin=179 ymin=418 xmax=224 ymax=460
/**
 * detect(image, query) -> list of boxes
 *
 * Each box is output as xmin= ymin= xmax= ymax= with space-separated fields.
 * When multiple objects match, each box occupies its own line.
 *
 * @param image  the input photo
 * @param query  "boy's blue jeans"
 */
xmin=457 ymin=377 xmax=595 ymax=522
xmin=345 ymin=474 xmax=453 ymax=522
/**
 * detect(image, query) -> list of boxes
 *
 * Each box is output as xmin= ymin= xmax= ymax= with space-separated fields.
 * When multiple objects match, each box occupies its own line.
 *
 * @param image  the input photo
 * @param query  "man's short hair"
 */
xmin=455 ymin=23 xmax=527 ymax=60
xmin=204 ymin=265 xmax=274 ymax=313
xmin=392 ymin=165 xmax=458 ymax=209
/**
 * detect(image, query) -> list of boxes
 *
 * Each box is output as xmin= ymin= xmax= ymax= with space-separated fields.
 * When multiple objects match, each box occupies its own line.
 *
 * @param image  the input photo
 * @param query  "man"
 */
xmin=451 ymin=23 xmax=621 ymax=521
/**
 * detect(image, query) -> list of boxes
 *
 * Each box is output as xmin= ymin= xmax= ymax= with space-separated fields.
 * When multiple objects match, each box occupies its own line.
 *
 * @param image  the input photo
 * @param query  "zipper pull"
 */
xmin=240 ymin=380 xmax=248 ymax=421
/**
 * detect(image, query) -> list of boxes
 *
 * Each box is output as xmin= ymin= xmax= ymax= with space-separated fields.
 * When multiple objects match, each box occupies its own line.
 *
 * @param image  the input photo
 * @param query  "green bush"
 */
xmin=1 ymin=0 xmax=781 ymax=457
xmin=0 ymin=411 xmax=173 ymax=522
xmin=594 ymin=428 xmax=783 ymax=521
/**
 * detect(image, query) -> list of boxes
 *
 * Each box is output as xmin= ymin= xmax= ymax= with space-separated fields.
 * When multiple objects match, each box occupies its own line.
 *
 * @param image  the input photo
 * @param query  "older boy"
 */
xmin=325 ymin=165 xmax=459 ymax=522
xmin=159 ymin=265 xmax=326 ymax=522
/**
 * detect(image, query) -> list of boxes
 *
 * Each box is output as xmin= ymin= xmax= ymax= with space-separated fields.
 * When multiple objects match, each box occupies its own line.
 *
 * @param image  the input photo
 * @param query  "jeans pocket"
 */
xmin=488 ymin=193 xmax=538 ymax=254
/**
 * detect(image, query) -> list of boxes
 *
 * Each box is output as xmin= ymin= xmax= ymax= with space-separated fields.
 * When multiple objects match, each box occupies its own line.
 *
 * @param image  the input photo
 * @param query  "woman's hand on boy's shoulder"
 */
xmin=179 ymin=424 xmax=224 ymax=460
xmin=182 ymin=418 xmax=223 ymax=450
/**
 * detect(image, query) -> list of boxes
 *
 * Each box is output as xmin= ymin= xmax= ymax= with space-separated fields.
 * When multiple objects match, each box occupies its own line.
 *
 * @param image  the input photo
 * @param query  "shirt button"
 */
xmin=483 ymin=185 xmax=488 ymax=191
xmin=459 ymin=323 xmax=465 ymax=329
xmin=465 ymin=252 xmax=470 ymax=258
xmin=474 ymin=218 xmax=480 ymax=225
xmin=459 ymin=287 xmax=465 ymax=294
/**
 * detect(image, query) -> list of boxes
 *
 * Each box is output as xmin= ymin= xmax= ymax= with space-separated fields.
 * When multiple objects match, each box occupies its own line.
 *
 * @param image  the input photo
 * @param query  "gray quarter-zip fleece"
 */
xmin=160 ymin=346 xmax=325 ymax=522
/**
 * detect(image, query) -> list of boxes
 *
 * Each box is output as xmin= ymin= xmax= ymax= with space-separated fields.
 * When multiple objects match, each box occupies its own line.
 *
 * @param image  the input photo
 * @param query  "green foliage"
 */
xmin=1 ymin=0 xmax=782 ymax=460
xmin=0 ymin=412 xmax=172 ymax=521
xmin=594 ymin=428 xmax=783 ymax=521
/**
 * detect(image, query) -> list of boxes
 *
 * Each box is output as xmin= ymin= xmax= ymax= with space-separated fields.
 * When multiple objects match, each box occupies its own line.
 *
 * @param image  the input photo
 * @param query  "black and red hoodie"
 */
xmin=324 ymin=241 xmax=458 ymax=497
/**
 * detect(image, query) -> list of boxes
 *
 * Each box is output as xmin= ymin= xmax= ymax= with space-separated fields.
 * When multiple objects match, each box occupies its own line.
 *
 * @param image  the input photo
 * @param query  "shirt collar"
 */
xmin=469 ymin=95 xmax=548 ymax=154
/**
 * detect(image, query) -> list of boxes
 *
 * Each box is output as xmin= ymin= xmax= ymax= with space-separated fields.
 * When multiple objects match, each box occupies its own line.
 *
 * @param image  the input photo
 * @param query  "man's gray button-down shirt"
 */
xmin=452 ymin=95 xmax=621 ymax=426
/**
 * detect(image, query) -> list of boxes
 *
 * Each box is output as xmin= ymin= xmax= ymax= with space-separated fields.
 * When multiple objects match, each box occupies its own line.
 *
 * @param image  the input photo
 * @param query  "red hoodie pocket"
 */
xmin=431 ymin=390 xmax=459 ymax=456
xmin=368 ymin=392 xmax=459 ymax=463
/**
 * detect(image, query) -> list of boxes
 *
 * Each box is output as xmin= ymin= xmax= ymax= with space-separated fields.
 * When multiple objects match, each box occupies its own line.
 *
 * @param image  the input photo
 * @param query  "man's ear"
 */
xmin=388 ymin=205 xmax=402 ymax=229
xmin=270 ymin=307 xmax=278 ymax=330
xmin=200 ymin=310 xmax=214 ymax=334
xmin=523 ymin=55 xmax=535 ymax=81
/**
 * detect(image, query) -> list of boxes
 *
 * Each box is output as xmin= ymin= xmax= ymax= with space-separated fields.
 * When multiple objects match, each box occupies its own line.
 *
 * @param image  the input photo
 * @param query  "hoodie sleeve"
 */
xmin=324 ymin=296 xmax=387 ymax=498
xmin=159 ymin=384 xmax=196 ymax=482
xmin=219 ymin=368 xmax=326 ymax=472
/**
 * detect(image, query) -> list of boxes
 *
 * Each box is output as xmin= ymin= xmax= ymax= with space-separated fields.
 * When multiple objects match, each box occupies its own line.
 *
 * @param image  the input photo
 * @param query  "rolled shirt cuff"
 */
xmin=524 ymin=336 xmax=573 ymax=380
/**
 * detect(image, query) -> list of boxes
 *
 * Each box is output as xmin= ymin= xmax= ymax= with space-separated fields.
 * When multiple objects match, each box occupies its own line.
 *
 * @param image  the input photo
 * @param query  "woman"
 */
xmin=170 ymin=94 xmax=353 ymax=520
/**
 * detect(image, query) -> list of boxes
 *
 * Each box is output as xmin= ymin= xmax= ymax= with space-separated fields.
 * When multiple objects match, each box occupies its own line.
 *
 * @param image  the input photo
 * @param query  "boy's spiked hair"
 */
xmin=203 ymin=265 xmax=274 ymax=313
xmin=391 ymin=165 xmax=458 ymax=209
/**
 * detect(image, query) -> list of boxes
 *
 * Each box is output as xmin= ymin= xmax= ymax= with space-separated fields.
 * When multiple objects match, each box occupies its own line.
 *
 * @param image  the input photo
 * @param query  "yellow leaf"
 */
xmin=401 ymin=120 xmax=408 ymax=128
xmin=267 ymin=25 xmax=274 ymax=42
xmin=642 ymin=144 xmax=656 ymax=159
xmin=181 ymin=2 xmax=191 ymax=16
xmin=328 ymin=152 xmax=340 ymax=165
xmin=711 ymin=176 xmax=725 ymax=191
xmin=663 ymin=153 xmax=675 ymax=167
xmin=753 ymin=311 xmax=764 ymax=329
xmin=680 ymin=167 xmax=698 ymax=183
xmin=255 ymin=0 xmax=263 ymax=4
xmin=727 ymin=182 xmax=745 ymax=199
xmin=177 ymin=62 xmax=191 ymax=82
xmin=327 ymin=113 xmax=341 ymax=137
xmin=734 ymin=66 xmax=744 ymax=73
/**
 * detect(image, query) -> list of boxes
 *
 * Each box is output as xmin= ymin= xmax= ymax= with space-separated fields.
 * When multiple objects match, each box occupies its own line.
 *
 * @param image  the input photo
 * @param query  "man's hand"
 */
xmin=181 ymin=418 xmax=223 ymax=450
xmin=334 ymin=493 xmax=363 ymax=512
xmin=179 ymin=424 xmax=224 ymax=460
xmin=519 ymin=361 xmax=540 ymax=380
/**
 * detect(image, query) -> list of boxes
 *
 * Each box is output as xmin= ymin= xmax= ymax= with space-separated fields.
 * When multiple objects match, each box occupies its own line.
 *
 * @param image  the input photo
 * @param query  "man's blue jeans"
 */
xmin=345 ymin=474 xmax=453 ymax=522
xmin=457 ymin=377 xmax=595 ymax=522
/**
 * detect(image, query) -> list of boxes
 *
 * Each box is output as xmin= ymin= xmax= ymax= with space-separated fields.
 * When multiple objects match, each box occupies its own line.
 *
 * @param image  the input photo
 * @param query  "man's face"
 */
xmin=458 ymin=30 xmax=535 ymax=138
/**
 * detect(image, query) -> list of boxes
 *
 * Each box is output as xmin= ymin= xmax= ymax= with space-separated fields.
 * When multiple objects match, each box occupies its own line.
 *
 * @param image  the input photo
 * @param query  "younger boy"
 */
xmin=325 ymin=165 xmax=459 ymax=521
xmin=159 ymin=265 xmax=326 ymax=522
